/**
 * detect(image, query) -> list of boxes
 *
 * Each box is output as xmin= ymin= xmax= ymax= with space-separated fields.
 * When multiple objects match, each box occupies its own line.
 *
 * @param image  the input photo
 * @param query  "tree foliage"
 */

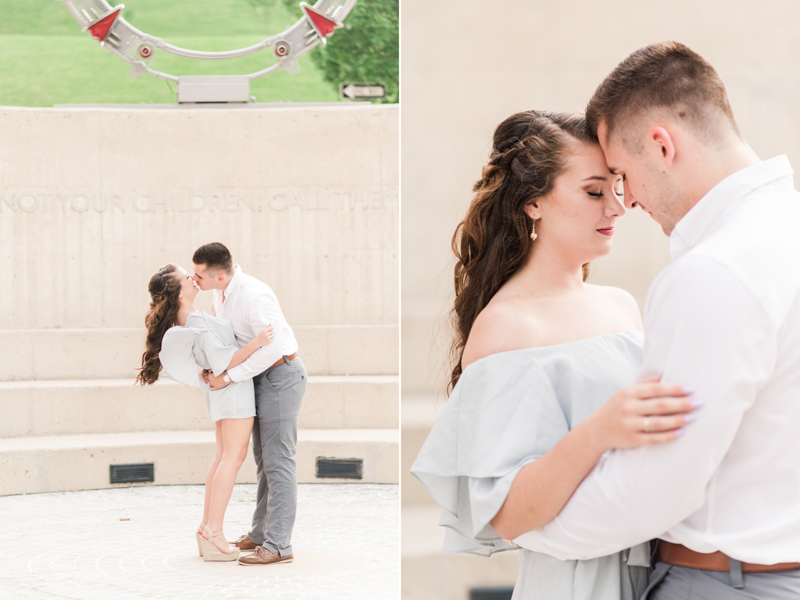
xmin=251 ymin=0 xmax=398 ymax=103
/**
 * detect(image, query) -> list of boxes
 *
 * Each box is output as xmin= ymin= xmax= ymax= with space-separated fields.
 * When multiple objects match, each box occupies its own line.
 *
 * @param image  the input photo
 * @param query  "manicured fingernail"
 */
xmin=675 ymin=428 xmax=685 ymax=436
xmin=691 ymin=399 xmax=704 ymax=409
xmin=683 ymin=413 xmax=697 ymax=424
xmin=683 ymin=386 xmax=696 ymax=395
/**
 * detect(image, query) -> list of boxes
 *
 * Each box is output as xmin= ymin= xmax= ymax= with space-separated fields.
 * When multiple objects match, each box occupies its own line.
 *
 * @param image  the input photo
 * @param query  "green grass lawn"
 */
xmin=0 ymin=0 xmax=341 ymax=105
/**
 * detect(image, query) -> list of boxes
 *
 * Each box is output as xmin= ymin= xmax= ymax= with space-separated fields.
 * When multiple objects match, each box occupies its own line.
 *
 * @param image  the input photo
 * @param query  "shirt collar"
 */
xmin=221 ymin=264 xmax=243 ymax=300
xmin=669 ymin=155 xmax=794 ymax=260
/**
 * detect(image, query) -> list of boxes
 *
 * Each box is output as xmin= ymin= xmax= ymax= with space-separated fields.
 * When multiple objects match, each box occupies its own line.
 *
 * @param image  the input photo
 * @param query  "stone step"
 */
xmin=0 ymin=324 xmax=398 ymax=381
xmin=0 ymin=428 xmax=399 ymax=495
xmin=402 ymin=505 xmax=518 ymax=600
xmin=402 ymin=394 xmax=445 ymax=506
xmin=0 ymin=375 xmax=398 ymax=438
xmin=400 ymin=301 xmax=451 ymax=396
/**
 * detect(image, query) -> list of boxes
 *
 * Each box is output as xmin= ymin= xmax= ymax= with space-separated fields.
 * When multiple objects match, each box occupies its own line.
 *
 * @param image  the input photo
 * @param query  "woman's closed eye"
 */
xmin=588 ymin=186 xmax=623 ymax=198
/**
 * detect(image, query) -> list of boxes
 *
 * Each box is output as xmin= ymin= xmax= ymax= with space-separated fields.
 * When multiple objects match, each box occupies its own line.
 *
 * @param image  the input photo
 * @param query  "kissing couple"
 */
xmin=137 ymin=242 xmax=307 ymax=566
xmin=412 ymin=42 xmax=800 ymax=599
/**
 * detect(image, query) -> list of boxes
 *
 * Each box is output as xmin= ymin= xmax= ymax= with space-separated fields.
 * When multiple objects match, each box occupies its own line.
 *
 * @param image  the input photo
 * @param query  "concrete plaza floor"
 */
xmin=0 ymin=484 xmax=399 ymax=600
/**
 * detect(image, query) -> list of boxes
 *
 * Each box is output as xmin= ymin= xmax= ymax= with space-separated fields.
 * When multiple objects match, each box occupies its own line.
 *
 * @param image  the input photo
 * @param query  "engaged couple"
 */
xmin=137 ymin=242 xmax=307 ymax=566
xmin=412 ymin=42 xmax=800 ymax=599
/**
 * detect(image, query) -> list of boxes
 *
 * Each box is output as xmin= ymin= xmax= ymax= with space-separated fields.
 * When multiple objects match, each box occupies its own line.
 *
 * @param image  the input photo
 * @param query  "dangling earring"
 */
xmin=530 ymin=219 xmax=538 ymax=241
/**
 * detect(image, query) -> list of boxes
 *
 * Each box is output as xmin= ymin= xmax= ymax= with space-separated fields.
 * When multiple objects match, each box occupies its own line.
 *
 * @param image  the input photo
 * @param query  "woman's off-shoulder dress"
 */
xmin=411 ymin=331 xmax=651 ymax=600
xmin=159 ymin=312 xmax=255 ymax=422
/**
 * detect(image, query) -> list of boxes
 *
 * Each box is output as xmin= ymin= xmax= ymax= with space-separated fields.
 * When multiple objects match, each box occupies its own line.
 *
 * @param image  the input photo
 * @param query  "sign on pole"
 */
xmin=339 ymin=83 xmax=387 ymax=101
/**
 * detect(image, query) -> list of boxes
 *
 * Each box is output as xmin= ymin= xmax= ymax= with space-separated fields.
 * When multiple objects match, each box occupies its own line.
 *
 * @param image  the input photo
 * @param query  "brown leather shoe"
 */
xmin=238 ymin=545 xmax=294 ymax=566
xmin=232 ymin=534 xmax=259 ymax=551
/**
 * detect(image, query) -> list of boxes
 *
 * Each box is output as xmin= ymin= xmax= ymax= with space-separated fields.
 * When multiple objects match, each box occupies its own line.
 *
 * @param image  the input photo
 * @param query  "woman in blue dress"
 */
xmin=136 ymin=263 xmax=272 ymax=562
xmin=411 ymin=111 xmax=700 ymax=599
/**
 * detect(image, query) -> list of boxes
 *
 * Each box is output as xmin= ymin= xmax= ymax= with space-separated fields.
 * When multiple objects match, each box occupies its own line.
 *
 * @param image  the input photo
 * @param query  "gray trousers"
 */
xmin=643 ymin=561 xmax=800 ymax=599
xmin=247 ymin=356 xmax=307 ymax=556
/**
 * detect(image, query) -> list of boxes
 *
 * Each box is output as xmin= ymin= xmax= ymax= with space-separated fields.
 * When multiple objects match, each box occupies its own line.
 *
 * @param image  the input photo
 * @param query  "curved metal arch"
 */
xmin=57 ymin=0 xmax=356 ymax=82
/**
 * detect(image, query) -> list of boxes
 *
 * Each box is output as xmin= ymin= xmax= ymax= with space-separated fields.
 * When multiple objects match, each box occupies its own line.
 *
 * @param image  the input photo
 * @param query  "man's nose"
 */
xmin=623 ymin=180 xmax=638 ymax=209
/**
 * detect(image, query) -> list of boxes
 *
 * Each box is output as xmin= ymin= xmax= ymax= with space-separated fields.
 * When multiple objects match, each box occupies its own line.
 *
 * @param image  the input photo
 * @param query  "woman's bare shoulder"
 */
xmin=589 ymin=284 xmax=643 ymax=330
xmin=461 ymin=299 xmax=544 ymax=370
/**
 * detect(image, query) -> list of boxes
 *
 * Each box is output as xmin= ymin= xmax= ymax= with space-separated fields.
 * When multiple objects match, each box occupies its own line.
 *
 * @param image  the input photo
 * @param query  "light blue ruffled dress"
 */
xmin=411 ymin=331 xmax=651 ymax=600
xmin=159 ymin=312 xmax=256 ymax=422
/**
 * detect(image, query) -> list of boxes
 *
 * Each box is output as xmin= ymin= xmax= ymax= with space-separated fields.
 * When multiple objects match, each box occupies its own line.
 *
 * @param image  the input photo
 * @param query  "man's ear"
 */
xmin=650 ymin=126 xmax=676 ymax=168
xmin=523 ymin=200 xmax=541 ymax=221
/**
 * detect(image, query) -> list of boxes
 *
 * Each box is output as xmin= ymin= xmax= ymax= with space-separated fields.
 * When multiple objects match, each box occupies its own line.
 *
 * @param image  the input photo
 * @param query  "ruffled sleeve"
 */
xmin=191 ymin=313 xmax=239 ymax=376
xmin=159 ymin=326 xmax=205 ymax=389
xmin=411 ymin=354 xmax=571 ymax=556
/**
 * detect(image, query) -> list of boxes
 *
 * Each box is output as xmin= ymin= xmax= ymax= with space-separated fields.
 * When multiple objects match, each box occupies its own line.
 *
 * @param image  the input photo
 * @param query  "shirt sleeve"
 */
xmin=195 ymin=329 xmax=237 ymax=377
xmin=513 ymin=255 xmax=777 ymax=559
xmin=225 ymin=290 xmax=284 ymax=382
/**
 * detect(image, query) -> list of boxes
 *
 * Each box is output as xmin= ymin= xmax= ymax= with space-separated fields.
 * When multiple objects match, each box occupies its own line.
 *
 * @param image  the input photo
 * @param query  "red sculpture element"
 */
xmin=300 ymin=3 xmax=342 ymax=45
xmin=86 ymin=7 xmax=122 ymax=43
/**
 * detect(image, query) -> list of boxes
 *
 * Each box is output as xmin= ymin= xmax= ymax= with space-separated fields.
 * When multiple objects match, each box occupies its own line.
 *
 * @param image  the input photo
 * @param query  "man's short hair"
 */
xmin=585 ymin=41 xmax=741 ymax=147
xmin=192 ymin=242 xmax=233 ymax=274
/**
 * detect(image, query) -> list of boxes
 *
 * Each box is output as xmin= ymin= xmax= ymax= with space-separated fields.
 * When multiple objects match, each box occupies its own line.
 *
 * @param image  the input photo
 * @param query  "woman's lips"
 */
xmin=597 ymin=227 xmax=614 ymax=236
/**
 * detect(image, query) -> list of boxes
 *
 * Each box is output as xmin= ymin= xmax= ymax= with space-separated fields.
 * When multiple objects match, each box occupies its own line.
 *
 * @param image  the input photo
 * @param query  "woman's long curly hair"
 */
xmin=136 ymin=264 xmax=183 ymax=386
xmin=448 ymin=110 xmax=594 ymax=393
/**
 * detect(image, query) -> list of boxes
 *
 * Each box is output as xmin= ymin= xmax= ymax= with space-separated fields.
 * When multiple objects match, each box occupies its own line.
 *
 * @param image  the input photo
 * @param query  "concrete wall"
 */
xmin=0 ymin=104 xmax=398 ymax=330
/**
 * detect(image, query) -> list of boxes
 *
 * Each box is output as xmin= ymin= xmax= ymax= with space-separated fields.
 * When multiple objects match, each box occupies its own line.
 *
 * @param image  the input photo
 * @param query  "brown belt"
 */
xmin=659 ymin=541 xmax=800 ymax=574
xmin=268 ymin=353 xmax=297 ymax=370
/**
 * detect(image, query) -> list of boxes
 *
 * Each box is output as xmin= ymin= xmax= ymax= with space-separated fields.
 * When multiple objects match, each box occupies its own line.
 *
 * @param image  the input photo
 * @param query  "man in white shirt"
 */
xmin=512 ymin=42 xmax=800 ymax=597
xmin=191 ymin=242 xmax=307 ymax=566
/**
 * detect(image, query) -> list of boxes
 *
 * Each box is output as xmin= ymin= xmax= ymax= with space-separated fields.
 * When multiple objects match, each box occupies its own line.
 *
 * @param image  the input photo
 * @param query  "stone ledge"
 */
xmin=402 ymin=506 xmax=518 ymax=600
xmin=0 ymin=428 xmax=399 ymax=495
xmin=0 ymin=375 xmax=399 ymax=437
xmin=0 ymin=324 xmax=399 ymax=381
xmin=402 ymin=394 xmax=445 ymax=507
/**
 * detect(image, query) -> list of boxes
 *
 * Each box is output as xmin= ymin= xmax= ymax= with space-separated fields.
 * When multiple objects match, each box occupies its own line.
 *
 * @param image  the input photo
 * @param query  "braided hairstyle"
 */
xmin=448 ymin=110 xmax=594 ymax=393
xmin=136 ymin=264 xmax=182 ymax=386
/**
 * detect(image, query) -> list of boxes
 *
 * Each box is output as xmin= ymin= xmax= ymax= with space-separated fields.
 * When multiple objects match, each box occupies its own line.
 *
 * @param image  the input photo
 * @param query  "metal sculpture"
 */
xmin=57 ymin=0 xmax=356 ymax=101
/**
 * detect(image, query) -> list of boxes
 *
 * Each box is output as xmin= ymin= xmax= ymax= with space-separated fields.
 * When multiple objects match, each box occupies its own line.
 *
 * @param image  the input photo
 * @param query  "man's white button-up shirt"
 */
xmin=213 ymin=266 xmax=299 ymax=383
xmin=515 ymin=155 xmax=800 ymax=564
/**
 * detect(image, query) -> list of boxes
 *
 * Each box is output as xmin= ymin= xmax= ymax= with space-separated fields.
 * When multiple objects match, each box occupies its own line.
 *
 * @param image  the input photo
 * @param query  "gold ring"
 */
xmin=643 ymin=417 xmax=651 ymax=433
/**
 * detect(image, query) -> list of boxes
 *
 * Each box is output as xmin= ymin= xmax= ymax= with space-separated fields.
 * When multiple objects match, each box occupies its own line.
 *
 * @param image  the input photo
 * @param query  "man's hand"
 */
xmin=200 ymin=369 xmax=211 ymax=384
xmin=207 ymin=371 xmax=231 ymax=391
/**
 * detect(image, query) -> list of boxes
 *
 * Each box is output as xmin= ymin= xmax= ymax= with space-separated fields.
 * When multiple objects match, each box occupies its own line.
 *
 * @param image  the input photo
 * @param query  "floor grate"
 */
xmin=469 ymin=587 xmax=515 ymax=600
xmin=316 ymin=457 xmax=363 ymax=479
xmin=110 ymin=463 xmax=155 ymax=484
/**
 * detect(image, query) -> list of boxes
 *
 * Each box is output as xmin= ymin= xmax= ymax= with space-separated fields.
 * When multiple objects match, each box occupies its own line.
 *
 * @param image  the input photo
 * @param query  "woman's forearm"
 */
xmin=490 ymin=379 xmax=696 ymax=541
xmin=490 ymin=417 xmax=608 ymax=540
xmin=225 ymin=337 xmax=263 ymax=371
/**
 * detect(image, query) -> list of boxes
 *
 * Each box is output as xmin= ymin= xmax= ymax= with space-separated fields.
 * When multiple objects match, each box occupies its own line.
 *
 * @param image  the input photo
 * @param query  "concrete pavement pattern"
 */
xmin=0 ymin=484 xmax=398 ymax=599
